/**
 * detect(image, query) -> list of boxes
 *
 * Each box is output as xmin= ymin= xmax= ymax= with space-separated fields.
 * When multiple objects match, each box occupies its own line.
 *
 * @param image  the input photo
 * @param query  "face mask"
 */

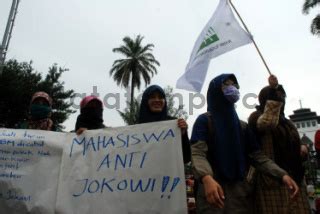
xmin=81 ymin=107 xmax=103 ymax=121
xmin=222 ymin=85 xmax=240 ymax=103
xmin=30 ymin=104 xmax=52 ymax=120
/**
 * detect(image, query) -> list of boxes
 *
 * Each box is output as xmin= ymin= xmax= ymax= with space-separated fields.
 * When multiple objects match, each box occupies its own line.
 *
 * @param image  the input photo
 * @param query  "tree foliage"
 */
xmin=37 ymin=64 xmax=76 ymax=130
xmin=117 ymin=99 xmax=140 ymax=125
xmin=0 ymin=59 xmax=75 ymax=130
xmin=164 ymin=86 xmax=188 ymax=120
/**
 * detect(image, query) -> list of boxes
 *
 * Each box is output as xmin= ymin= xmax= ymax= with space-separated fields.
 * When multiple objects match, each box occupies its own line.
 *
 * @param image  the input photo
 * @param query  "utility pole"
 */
xmin=0 ymin=0 xmax=20 ymax=74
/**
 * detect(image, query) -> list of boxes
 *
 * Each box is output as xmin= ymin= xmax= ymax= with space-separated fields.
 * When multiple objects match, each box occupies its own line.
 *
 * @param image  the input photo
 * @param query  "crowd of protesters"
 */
xmin=9 ymin=74 xmax=314 ymax=213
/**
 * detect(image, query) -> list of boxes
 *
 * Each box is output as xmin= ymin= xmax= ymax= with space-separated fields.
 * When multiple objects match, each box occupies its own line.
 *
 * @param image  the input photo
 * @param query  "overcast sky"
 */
xmin=1 ymin=0 xmax=319 ymax=132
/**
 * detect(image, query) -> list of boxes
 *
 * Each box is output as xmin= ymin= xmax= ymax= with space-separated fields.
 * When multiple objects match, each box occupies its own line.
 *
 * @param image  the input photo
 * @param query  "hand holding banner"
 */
xmin=56 ymin=120 xmax=187 ymax=214
xmin=0 ymin=120 xmax=187 ymax=214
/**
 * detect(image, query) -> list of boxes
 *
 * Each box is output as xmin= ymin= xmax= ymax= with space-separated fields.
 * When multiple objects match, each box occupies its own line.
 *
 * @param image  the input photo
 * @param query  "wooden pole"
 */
xmin=229 ymin=0 xmax=272 ymax=75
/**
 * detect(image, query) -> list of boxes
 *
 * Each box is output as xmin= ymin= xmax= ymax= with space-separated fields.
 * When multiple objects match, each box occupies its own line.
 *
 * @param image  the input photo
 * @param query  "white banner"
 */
xmin=176 ymin=0 xmax=252 ymax=92
xmin=56 ymin=120 xmax=187 ymax=214
xmin=0 ymin=129 xmax=64 ymax=214
xmin=0 ymin=121 xmax=187 ymax=214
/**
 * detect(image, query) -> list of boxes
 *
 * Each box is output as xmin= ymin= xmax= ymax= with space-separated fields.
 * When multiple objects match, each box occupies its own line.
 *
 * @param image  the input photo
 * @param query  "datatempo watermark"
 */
xmin=70 ymin=86 xmax=259 ymax=115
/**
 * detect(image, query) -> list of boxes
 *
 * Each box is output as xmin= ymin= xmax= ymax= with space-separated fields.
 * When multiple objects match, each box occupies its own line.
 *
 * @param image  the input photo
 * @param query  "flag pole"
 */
xmin=229 ymin=0 xmax=272 ymax=75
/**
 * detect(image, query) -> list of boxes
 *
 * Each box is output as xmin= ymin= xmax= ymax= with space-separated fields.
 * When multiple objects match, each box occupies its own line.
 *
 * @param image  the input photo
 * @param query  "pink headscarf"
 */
xmin=80 ymin=95 xmax=103 ymax=109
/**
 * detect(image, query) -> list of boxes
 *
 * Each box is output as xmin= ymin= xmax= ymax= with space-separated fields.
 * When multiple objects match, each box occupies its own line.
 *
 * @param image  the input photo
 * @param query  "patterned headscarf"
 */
xmin=31 ymin=91 xmax=53 ymax=106
xmin=28 ymin=91 xmax=53 ymax=130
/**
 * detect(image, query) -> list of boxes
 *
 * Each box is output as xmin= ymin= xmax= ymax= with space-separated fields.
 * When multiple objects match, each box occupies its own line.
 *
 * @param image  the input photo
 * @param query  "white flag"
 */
xmin=176 ymin=0 xmax=252 ymax=92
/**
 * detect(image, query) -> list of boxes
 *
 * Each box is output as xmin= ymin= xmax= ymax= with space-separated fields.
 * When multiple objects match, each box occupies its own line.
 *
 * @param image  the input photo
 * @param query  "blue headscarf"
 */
xmin=138 ymin=85 xmax=169 ymax=123
xmin=192 ymin=74 xmax=246 ymax=181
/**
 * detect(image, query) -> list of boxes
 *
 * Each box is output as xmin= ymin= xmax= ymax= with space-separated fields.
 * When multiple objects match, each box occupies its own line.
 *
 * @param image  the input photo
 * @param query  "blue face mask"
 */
xmin=222 ymin=85 xmax=240 ymax=103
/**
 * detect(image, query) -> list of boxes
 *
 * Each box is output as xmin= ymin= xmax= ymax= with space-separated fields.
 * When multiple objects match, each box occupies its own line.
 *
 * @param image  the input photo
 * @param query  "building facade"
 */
xmin=289 ymin=108 xmax=320 ymax=148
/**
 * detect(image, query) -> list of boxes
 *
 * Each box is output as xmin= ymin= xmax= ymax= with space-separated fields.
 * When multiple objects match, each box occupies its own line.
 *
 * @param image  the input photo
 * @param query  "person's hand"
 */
xmin=268 ymin=75 xmax=278 ymax=88
xmin=282 ymin=175 xmax=299 ymax=199
xmin=76 ymin=127 xmax=87 ymax=135
xmin=300 ymin=145 xmax=308 ymax=157
xmin=202 ymin=175 xmax=225 ymax=208
xmin=177 ymin=118 xmax=188 ymax=136
xmin=47 ymin=119 xmax=53 ymax=131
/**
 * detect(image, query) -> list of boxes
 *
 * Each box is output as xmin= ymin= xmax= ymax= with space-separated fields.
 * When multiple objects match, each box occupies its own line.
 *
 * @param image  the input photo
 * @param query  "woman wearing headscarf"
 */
xmin=191 ymin=74 xmax=298 ymax=214
xmin=19 ymin=91 xmax=55 ymax=131
xmin=138 ymin=85 xmax=191 ymax=164
xmin=248 ymin=75 xmax=310 ymax=213
xmin=75 ymin=95 xmax=105 ymax=135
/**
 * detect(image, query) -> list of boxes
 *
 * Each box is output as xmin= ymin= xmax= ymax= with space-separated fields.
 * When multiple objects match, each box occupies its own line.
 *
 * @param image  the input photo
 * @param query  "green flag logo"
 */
xmin=197 ymin=27 xmax=219 ymax=53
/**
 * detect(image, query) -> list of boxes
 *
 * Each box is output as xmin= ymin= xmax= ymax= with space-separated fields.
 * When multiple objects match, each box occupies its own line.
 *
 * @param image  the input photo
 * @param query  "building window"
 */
xmin=312 ymin=121 xmax=316 ymax=127
xmin=302 ymin=122 xmax=306 ymax=128
xmin=296 ymin=123 xmax=300 ymax=128
xmin=307 ymin=121 xmax=311 ymax=127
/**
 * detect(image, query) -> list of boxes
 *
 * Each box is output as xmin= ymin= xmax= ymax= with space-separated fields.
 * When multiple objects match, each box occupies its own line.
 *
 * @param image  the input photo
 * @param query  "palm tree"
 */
xmin=118 ymin=98 xmax=140 ymax=125
xmin=303 ymin=0 xmax=320 ymax=36
xmin=110 ymin=35 xmax=160 ymax=114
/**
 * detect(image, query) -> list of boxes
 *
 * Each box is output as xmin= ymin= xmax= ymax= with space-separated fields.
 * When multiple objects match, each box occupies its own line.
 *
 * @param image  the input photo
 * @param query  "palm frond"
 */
xmin=311 ymin=14 xmax=320 ymax=35
xmin=134 ymin=35 xmax=144 ymax=47
xmin=303 ymin=0 xmax=320 ymax=14
xmin=112 ymin=46 xmax=132 ymax=57
xmin=109 ymin=59 xmax=126 ymax=75
xmin=137 ymin=44 xmax=154 ymax=55
xmin=139 ymin=68 xmax=152 ymax=87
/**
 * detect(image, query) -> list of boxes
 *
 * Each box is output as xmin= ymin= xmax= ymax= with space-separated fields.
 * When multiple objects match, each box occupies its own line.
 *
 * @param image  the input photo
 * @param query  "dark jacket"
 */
xmin=191 ymin=74 xmax=287 ymax=182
